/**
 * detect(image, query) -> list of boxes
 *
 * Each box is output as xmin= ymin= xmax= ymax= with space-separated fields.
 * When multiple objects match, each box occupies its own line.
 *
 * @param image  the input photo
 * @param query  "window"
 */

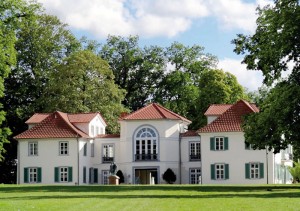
xmin=55 ymin=167 xmax=72 ymax=183
xmin=102 ymin=170 xmax=109 ymax=185
xmin=190 ymin=142 xmax=201 ymax=161
xmin=245 ymin=141 xmax=254 ymax=150
xmin=245 ymin=163 xmax=264 ymax=179
xmin=28 ymin=142 xmax=38 ymax=156
xmin=103 ymin=144 xmax=114 ymax=163
xmin=190 ymin=168 xmax=201 ymax=184
xmin=91 ymin=143 xmax=94 ymax=157
xmin=211 ymin=164 xmax=229 ymax=180
xmin=91 ymin=125 xmax=94 ymax=136
xmin=83 ymin=166 xmax=86 ymax=183
xmin=89 ymin=168 xmax=98 ymax=184
xmin=96 ymin=126 xmax=99 ymax=135
xmin=83 ymin=143 xmax=87 ymax=156
xmin=59 ymin=142 xmax=68 ymax=155
xmin=210 ymin=137 xmax=228 ymax=151
xmin=24 ymin=167 xmax=42 ymax=183
xmin=134 ymin=127 xmax=158 ymax=161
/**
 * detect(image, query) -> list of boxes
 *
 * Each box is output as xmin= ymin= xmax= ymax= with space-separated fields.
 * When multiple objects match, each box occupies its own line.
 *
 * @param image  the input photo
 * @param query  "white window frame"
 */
xmin=59 ymin=141 xmax=69 ymax=155
xmin=102 ymin=170 xmax=109 ymax=185
xmin=250 ymin=163 xmax=260 ymax=179
xmin=189 ymin=142 xmax=201 ymax=161
xmin=134 ymin=127 xmax=158 ymax=161
xmin=215 ymin=137 xmax=224 ymax=151
xmin=215 ymin=164 xmax=225 ymax=180
xmin=102 ymin=144 xmax=114 ymax=163
xmin=28 ymin=142 xmax=38 ymax=156
xmin=60 ymin=167 xmax=68 ymax=182
xmin=190 ymin=168 xmax=201 ymax=184
xmin=29 ymin=167 xmax=38 ymax=183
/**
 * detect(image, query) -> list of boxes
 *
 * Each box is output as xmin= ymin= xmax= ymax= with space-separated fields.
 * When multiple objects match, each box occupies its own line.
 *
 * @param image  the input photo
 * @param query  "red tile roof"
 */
xmin=26 ymin=112 xmax=105 ymax=124
xmin=120 ymin=103 xmax=191 ymax=123
xmin=68 ymin=113 xmax=99 ymax=123
xmin=25 ymin=113 xmax=50 ymax=124
xmin=180 ymin=130 xmax=199 ymax=137
xmin=204 ymin=104 xmax=233 ymax=116
xmin=198 ymin=100 xmax=259 ymax=133
xmin=97 ymin=134 xmax=120 ymax=138
xmin=15 ymin=111 xmax=89 ymax=139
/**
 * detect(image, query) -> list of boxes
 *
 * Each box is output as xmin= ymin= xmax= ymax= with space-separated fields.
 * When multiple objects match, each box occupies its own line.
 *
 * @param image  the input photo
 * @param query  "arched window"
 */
xmin=134 ymin=127 xmax=158 ymax=161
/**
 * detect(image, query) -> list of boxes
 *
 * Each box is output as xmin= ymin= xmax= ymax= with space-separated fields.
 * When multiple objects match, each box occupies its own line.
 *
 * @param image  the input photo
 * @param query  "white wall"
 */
xmin=180 ymin=136 xmax=201 ymax=184
xmin=18 ymin=138 xmax=79 ymax=185
xmin=200 ymin=132 xmax=274 ymax=184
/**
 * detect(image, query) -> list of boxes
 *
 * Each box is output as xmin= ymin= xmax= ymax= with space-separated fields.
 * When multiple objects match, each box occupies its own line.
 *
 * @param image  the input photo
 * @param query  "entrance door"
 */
xmin=135 ymin=168 xmax=158 ymax=184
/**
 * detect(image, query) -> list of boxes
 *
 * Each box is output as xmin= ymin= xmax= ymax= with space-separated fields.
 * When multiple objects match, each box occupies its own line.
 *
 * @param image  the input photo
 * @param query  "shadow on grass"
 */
xmin=1 ymin=185 xmax=300 ymax=192
xmin=1 ymin=191 xmax=300 ymax=200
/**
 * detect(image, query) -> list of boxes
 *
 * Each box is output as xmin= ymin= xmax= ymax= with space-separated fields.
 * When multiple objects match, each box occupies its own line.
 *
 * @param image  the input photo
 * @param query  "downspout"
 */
xmin=77 ymin=135 xmax=80 ymax=185
xmin=266 ymin=148 xmax=269 ymax=184
xmin=179 ymin=126 xmax=182 ymax=184
xmin=17 ymin=140 xmax=20 ymax=184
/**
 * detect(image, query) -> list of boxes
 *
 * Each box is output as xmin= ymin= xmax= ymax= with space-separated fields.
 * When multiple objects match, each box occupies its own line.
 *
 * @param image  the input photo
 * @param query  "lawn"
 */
xmin=0 ymin=185 xmax=299 ymax=211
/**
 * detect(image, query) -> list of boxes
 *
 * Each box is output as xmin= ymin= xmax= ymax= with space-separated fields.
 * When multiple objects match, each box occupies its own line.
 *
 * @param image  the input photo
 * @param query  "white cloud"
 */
xmin=218 ymin=58 xmax=264 ymax=91
xmin=37 ymin=0 xmax=269 ymax=38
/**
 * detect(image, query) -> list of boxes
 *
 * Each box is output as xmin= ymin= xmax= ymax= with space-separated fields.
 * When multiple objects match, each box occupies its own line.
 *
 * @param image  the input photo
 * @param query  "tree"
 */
xmin=99 ymin=35 xmax=165 ymax=110
xmin=154 ymin=42 xmax=218 ymax=128
xmin=288 ymin=160 xmax=300 ymax=183
xmin=43 ymin=50 xmax=127 ymax=133
xmin=193 ymin=69 xmax=248 ymax=128
xmin=0 ymin=0 xmax=38 ymax=161
xmin=163 ymin=168 xmax=177 ymax=184
xmin=0 ymin=9 xmax=80 ymax=183
xmin=116 ymin=170 xmax=125 ymax=184
xmin=233 ymin=0 xmax=300 ymax=153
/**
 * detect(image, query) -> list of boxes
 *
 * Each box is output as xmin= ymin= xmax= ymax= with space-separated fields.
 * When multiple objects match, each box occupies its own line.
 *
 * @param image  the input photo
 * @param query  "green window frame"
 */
xmin=24 ymin=167 xmax=42 ymax=183
xmin=54 ymin=166 xmax=73 ymax=183
xmin=245 ymin=163 xmax=264 ymax=179
xmin=210 ymin=137 xmax=228 ymax=151
xmin=83 ymin=166 xmax=86 ymax=183
xmin=211 ymin=164 xmax=229 ymax=180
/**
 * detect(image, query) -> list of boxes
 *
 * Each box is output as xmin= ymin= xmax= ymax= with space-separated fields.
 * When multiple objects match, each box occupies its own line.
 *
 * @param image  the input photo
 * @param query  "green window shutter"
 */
xmin=37 ymin=168 xmax=42 ymax=183
xmin=68 ymin=167 xmax=73 ymax=182
xmin=55 ymin=167 xmax=59 ymax=182
xmin=211 ymin=164 xmax=215 ymax=180
xmin=210 ymin=137 xmax=215 ymax=150
xmin=245 ymin=163 xmax=250 ymax=179
xmin=83 ymin=167 xmax=86 ymax=183
xmin=24 ymin=168 xmax=29 ymax=183
xmin=225 ymin=164 xmax=229 ymax=179
xmin=224 ymin=137 xmax=229 ymax=150
xmin=94 ymin=168 xmax=98 ymax=183
xmin=89 ymin=168 xmax=92 ymax=183
xmin=259 ymin=163 xmax=264 ymax=179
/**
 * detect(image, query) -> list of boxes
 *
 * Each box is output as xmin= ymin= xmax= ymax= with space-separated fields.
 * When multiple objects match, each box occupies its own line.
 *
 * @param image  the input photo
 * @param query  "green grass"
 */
xmin=0 ymin=185 xmax=299 ymax=211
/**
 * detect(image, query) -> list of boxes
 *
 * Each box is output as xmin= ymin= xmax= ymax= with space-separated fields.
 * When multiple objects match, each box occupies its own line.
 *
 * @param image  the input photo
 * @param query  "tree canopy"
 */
xmin=43 ymin=50 xmax=127 ymax=133
xmin=0 ymin=0 xmax=38 ymax=161
xmin=233 ymin=0 xmax=300 ymax=153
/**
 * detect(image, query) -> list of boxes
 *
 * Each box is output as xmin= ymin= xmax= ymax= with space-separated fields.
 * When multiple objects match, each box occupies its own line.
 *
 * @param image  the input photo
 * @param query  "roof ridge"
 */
xmin=56 ymin=111 xmax=86 ymax=137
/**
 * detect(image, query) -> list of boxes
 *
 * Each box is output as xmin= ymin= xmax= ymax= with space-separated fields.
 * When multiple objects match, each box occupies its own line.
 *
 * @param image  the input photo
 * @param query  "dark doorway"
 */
xmin=134 ymin=168 xmax=158 ymax=184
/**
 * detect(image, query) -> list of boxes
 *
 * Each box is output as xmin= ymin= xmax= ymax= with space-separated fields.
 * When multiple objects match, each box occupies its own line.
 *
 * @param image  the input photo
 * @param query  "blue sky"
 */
xmin=37 ymin=0 xmax=275 ymax=91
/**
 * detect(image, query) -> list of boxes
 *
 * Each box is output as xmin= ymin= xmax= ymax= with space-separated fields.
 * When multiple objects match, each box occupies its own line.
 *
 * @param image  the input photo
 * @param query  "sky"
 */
xmin=37 ymin=0 xmax=274 ymax=91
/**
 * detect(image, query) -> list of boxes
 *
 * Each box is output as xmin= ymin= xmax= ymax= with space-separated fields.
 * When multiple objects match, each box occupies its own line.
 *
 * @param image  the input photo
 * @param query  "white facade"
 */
xmin=16 ymin=103 xmax=293 ymax=185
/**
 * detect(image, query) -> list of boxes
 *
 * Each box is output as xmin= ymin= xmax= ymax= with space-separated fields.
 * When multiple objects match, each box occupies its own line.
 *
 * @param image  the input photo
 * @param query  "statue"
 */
xmin=110 ymin=162 xmax=117 ymax=175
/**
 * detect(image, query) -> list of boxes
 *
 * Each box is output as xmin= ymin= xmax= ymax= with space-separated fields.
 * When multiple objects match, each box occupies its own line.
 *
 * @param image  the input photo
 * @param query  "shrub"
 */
xmin=163 ymin=168 xmax=176 ymax=184
xmin=116 ymin=170 xmax=125 ymax=183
